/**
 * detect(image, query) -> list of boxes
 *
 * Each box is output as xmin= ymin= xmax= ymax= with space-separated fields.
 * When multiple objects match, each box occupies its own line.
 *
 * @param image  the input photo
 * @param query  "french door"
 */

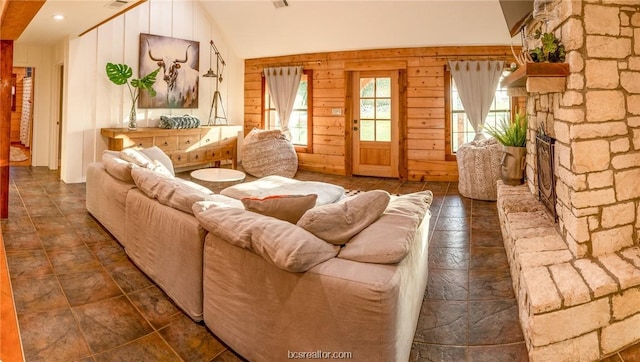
xmin=351 ymin=70 xmax=399 ymax=178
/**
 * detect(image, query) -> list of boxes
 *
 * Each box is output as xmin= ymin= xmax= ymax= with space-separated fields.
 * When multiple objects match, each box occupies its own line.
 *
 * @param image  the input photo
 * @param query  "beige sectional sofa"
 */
xmin=87 ymin=148 xmax=217 ymax=320
xmin=86 ymin=146 xmax=433 ymax=361
xmin=195 ymin=190 xmax=432 ymax=362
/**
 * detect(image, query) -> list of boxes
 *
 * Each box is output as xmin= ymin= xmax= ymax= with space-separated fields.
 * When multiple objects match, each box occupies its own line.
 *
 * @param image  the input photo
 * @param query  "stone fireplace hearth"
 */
xmin=497 ymin=182 xmax=640 ymax=361
xmin=497 ymin=1 xmax=640 ymax=361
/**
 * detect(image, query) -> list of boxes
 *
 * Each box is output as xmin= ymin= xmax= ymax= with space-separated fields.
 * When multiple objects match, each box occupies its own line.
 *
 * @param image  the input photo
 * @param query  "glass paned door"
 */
xmin=352 ymin=71 xmax=399 ymax=178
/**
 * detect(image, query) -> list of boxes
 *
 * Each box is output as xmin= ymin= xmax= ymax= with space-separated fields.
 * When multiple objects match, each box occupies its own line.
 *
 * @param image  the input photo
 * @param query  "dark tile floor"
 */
xmin=3 ymin=166 xmax=637 ymax=361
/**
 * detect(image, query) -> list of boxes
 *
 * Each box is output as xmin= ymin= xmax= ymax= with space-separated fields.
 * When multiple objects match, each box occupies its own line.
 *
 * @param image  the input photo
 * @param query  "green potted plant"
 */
xmin=106 ymin=63 xmax=160 ymax=131
xmin=529 ymin=29 xmax=566 ymax=63
xmin=483 ymin=111 xmax=528 ymax=185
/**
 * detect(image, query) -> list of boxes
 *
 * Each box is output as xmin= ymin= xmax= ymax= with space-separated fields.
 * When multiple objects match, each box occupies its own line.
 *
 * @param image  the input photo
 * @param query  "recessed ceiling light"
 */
xmin=53 ymin=14 xmax=64 ymax=21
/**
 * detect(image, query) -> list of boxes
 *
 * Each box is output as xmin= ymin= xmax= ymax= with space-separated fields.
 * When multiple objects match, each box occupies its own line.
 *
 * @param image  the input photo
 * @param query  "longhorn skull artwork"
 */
xmin=138 ymin=33 xmax=200 ymax=109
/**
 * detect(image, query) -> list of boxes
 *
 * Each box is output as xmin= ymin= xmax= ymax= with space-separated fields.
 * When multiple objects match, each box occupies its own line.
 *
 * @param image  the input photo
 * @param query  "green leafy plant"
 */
xmin=483 ymin=111 xmax=528 ymax=147
xmin=529 ymin=29 xmax=566 ymax=63
xmin=106 ymin=63 xmax=160 ymax=129
xmin=106 ymin=63 xmax=160 ymax=102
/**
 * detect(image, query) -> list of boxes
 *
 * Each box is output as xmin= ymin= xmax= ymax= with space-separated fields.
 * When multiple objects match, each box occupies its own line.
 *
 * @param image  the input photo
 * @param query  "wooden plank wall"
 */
xmin=245 ymin=46 xmax=516 ymax=181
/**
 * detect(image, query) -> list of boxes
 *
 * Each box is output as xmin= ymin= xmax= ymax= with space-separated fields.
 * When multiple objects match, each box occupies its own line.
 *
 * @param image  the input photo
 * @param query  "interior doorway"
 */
xmin=9 ymin=67 xmax=34 ymax=166
xmin=351 ymin=70 xmax=399 ymax=178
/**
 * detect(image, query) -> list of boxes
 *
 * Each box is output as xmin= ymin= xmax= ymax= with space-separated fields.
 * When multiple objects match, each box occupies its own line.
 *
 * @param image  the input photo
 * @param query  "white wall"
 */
xmin=59 ymin=0 xmax=243 ymax=183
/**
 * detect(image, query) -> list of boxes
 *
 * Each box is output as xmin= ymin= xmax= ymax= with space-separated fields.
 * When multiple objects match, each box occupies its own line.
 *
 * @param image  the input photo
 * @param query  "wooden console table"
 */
xmin=101 ymin=126 xmax=242 ymax=170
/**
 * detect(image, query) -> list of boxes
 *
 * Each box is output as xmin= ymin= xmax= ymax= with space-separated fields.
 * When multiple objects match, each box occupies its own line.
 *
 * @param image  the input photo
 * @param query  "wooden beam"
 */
xmin=78 ymin=0 xmax=147 ymax=37
xmin=0 ymin=0 xmax=46 ymax=40
xmin=0 ymin=40 xmax=11 ymax=218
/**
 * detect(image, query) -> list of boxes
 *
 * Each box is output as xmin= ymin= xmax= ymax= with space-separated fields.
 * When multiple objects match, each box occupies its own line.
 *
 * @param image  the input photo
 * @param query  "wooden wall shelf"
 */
xmin=501 ymin=62 xmax=570 ymax=93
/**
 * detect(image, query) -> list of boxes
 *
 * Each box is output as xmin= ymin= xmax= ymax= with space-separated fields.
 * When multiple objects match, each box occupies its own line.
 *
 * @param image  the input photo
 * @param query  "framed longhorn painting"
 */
xmin=138 ymin=33 xmax=200 ymax=109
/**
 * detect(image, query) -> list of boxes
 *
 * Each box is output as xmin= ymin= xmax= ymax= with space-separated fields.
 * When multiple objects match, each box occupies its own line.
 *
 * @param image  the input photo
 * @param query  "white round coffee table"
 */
xmin=190 ymin=168 xmax=246 ymax=183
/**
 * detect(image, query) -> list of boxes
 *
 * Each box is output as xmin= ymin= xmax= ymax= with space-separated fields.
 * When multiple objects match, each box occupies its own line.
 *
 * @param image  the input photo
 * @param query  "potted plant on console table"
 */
xmin=484 ymin=111 xmax=528 ymax=185
xmin=106 ymin=63 xmax=159 ymax=131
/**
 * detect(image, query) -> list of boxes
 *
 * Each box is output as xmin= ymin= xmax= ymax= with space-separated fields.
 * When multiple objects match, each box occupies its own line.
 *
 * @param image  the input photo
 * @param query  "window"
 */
xmin=263 ymin=69 xmax=313 ymax=152
xmin=359 ymin=76 xmax=392 ymax=142
xmin=448 ymin=70 xmax=511 ymax=153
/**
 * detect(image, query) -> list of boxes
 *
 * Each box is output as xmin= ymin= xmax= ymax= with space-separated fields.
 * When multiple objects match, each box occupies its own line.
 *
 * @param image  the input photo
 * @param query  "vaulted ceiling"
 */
xmin=7 ymin=0 xmax=517 ymax=59
xmin=201 ymin=0 xmax=516 ymax=59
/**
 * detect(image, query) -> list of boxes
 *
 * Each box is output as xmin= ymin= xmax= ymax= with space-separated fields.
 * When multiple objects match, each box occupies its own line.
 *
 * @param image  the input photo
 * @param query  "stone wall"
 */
xmin=525 ymin=0 xmax=640 ymax=258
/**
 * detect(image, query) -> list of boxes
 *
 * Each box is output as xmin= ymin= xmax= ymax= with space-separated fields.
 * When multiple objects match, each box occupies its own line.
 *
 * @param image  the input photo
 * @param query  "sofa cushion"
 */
xmin=297 ymin=190 xmax=390 ymax=245
xmin=221 ymin=175 xmax=344 ymax=206
xmin=141 ymin=146 xmax=175 ymax=176
xmin=241 ymin=194 xmax=317 ymax=224
xmin=102 ymin=152 xmax=135 ymax=183
xmin=193 ymin=204 xmax=339 ymax=272
xmin=338 ymin=191 xmax=433 ymax=264
xmin=131 ymin=167 xmax=213 ymax=215
xmin=119 ymin=148 xmax=173 ymax=177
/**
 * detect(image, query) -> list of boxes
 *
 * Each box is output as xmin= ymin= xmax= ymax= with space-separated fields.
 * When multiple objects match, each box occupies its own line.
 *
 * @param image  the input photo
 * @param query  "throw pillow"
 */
xmin=120 ymin=148 xmax=153 ymax=168
xmin=192 ymin=196 xmax=244 ymax=214
xmin=241 ymin=194 xmax=317 ymax=224
xmin=338 ymin=190 xmax=434 ymax=264
xmin=149 ymin=160 xmax=174 ymax=178
xmin=141 ymin=146 xmax=175 ymax=176
xmin=102 ymin=152 xmax=135 ymax=183
xmin=383 ymin=190 xmax=433 ymax=219
xmin=297 ymin=190 xmax=390 ymax=245
xmin=193 ymin=205 xmax=339 ymax=272
xmin=131 ymin=167 xmax=212 ymax=215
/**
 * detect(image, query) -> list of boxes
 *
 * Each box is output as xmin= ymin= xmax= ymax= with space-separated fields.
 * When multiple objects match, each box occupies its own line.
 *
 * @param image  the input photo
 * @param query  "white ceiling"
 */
xmin=202 ymin=0 xmax=516 ymax=59
xmin=16 ymin=0 xmax=145 ymax=45
xmin=17 ymin=0 xmax=517 ymax=59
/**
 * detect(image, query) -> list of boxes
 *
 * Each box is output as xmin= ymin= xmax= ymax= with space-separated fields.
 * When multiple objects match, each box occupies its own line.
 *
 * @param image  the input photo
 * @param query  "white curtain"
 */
xmin=449 ymin=60 xmax=504 ymax=141
xmin=263 ymin=66 xmax=303 ymax=138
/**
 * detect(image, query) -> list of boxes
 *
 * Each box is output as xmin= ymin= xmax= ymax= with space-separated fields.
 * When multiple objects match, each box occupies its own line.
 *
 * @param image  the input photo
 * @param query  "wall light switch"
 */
xmin=331 ymin=108 xmax=343 ymax=116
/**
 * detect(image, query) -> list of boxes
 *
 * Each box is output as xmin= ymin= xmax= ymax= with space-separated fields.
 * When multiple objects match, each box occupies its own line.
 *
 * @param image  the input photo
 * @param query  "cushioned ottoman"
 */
xmin=242 ymin=129 xmax=298 ymax=178
xmin=456 ymin=137 xmax=502 ymax=201
xmin=220 ymin=175 xmax=345 ymax=206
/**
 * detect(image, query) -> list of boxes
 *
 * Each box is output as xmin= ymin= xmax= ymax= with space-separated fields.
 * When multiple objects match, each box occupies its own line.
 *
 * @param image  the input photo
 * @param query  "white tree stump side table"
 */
xmin=190 ymin=168 xmax=246 ymax=183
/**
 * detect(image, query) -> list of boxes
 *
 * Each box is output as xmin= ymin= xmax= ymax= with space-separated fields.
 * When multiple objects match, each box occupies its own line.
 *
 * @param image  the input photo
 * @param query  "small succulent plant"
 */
xmin=529 ymin=29 xmax=566 ymax=63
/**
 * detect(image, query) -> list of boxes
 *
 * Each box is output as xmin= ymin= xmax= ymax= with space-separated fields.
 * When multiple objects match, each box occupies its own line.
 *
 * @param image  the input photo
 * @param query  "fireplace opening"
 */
xmin=536 ymin=133 xmax=557 ymax=222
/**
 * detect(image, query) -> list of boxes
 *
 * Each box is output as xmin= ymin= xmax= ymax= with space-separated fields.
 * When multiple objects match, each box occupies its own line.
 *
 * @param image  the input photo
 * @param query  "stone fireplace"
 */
xmin=524 ymin=0 xmax=640 ymax=258
xmin=496 ymin=1 xmax=640 ymax=360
